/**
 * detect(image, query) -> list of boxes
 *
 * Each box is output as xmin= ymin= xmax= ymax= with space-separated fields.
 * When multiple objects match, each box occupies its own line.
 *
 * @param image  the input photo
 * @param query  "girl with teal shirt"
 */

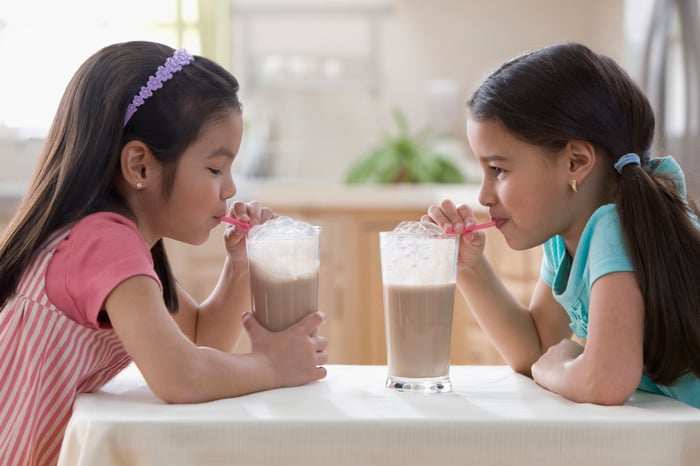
xmin=424 ymin=43 xmax=700 ymax=408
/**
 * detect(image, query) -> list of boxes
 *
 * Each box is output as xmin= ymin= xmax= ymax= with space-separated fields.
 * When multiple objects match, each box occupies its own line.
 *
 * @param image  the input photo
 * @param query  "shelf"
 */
xmin=231 ymin=0 xmax=392 ymax=92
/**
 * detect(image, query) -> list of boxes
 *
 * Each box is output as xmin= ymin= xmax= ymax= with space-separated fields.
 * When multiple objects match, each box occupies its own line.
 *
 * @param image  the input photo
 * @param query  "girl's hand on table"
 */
xmin=531 ymin=338 xmax=584 ymax=391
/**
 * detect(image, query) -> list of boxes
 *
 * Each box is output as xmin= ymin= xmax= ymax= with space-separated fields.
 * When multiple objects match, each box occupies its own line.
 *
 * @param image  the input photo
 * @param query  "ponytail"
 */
xmin=616 ymin=162 xmax=700 ymax=384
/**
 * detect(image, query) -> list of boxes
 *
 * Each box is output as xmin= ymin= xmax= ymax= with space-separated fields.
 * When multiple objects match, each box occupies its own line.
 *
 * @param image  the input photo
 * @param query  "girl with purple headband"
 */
xmin=0 ymin=41 xmax=328 ymax=466
xmin=424 ymin=43 xmax=700 ymax=408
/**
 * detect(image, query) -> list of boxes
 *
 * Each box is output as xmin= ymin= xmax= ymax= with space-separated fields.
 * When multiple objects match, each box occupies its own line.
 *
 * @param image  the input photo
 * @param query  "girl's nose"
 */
xmin=223 ymin=173 xmax=237 ymax=200
xmin=478 ymin=180 xmax=496 ymax=207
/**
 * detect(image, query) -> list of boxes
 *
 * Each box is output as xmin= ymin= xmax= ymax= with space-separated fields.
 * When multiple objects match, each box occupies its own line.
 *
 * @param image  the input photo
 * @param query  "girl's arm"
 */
xmin=170 ymin=255 xmax=250 ymax=352
xmin=531 ymin=271 xmax=644 ymax=405
xmin=170 ymin=200 xmax=269 ymax=352
xmin=457 ymin=256 xmax=572 ymax=375
xmin=105 ymin=274 xmax=327 ymax=403
xmin=424 ymin=200 xmax=571 ymax=375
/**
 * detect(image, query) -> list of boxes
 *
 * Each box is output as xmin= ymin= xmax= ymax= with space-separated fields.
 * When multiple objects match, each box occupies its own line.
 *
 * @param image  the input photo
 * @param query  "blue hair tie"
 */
xmin=614 ymin=153 xmax=641 ymax=174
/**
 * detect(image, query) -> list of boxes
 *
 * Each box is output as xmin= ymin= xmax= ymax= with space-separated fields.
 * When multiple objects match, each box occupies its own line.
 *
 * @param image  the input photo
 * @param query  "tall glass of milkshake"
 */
xmin=246 ymin=216 xmax=321 ymax=332
xmin=380 ymin=221 xmax=459 ymax=393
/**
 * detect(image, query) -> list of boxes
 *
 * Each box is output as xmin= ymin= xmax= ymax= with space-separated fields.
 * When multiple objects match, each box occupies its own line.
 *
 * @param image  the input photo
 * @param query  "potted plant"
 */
xmin=345 ymin=109 xmax=465 ymax=184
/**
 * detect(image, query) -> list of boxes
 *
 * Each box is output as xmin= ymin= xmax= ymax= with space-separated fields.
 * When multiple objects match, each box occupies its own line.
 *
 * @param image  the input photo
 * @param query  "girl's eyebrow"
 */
xmin=206 ymin=147 xmax=235 ymax=160
xmin=479 ymin=154 xmax=508 ymax=163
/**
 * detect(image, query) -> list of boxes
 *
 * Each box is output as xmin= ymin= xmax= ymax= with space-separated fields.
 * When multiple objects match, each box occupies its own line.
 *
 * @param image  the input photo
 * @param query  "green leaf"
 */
xmin=345 ymin=108 xmax=466 ymax=185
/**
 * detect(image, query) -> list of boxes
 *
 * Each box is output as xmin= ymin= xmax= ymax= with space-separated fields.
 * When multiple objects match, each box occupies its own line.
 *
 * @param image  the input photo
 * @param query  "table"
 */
xmin=58 ymin=364 xmax=700 ymax=466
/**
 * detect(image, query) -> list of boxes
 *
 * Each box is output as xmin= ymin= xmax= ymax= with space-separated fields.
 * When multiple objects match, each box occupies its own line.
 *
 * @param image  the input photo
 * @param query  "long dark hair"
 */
xmin=0 ymin=41 xmax=242 ymax=312
xmin=468 ymin=42 xmax=700 ymax=385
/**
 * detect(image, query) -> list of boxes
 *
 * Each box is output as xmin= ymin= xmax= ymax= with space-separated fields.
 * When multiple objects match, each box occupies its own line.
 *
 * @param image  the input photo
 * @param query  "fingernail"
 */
xmin=318 ymin=311 xmax=326 ymax=320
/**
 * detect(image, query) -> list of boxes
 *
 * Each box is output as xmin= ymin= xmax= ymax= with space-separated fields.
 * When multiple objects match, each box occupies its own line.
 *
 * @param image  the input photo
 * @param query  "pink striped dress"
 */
xmin=0 ymin=214 xmax=157 ymax=466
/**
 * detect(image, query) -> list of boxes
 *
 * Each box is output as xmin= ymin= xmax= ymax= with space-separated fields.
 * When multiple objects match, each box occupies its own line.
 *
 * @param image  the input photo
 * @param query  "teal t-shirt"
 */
xmin=540 ymin=157 xmax=700 ymax=409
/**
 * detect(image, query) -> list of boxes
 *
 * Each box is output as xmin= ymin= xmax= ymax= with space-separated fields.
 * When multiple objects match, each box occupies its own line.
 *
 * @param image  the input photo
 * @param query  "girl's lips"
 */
xmin=492 ymin=218 xmax=507 ymax=228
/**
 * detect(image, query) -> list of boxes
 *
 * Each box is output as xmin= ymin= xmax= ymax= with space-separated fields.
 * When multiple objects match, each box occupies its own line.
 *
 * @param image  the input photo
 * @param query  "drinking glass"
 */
xmin=380 ymin=227 xmax=459 ymax=393
xmin=246 ymin=217 xmax=321 ymax=332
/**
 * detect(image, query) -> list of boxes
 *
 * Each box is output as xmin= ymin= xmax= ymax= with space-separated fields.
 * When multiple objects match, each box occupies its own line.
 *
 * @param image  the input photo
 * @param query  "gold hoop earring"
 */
xmin=569 ymin=180 xmax=577 ymax=193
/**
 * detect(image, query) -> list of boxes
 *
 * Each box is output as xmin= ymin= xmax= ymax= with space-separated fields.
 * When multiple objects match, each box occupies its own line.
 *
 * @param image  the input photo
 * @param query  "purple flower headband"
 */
xmin=123 ymin=48 xmax=195 ymax=126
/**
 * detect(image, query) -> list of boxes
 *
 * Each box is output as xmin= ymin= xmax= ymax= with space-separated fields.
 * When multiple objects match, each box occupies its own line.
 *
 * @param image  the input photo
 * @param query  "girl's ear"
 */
xmin=120 ymin=140 xmax=158 ymax=190
xmin=566 ymin=139 xmax=596 ymax=182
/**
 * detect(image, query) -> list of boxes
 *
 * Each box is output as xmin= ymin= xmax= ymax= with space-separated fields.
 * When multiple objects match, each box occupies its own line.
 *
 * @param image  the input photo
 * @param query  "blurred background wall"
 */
xmin=229 ymin=0 xmax=625 ymax=183
xmin=2 ymin=0 xmax=698 ymax=198
xmin=1 ymin=0 xmax=629 ymax=186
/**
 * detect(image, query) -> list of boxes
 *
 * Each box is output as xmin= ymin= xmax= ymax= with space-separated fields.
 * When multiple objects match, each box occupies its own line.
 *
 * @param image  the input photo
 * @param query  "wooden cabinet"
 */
xmin=165 ymin=184 xmax=542 ymax=366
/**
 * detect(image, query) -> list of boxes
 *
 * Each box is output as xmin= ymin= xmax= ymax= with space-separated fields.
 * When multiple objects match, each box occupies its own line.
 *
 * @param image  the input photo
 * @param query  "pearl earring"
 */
xmin=569 ymin=180 xmax=577 ymax=193
xmin=136 ymin=182 xmax=144 ymax=189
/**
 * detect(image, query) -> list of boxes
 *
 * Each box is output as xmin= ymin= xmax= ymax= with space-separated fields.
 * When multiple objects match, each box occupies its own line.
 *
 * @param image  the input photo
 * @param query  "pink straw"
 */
xmin=217 ymin=216 xmax=251 ymax=231
xmin=462 ymin=220 xmax=497 ymax=233
xmin=444 ymin=220 xmax=497 ymax=235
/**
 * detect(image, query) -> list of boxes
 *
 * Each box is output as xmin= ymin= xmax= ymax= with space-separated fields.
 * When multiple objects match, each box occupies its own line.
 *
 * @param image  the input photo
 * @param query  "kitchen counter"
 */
xmin=0 ymin=179 xmax=485 ymax=216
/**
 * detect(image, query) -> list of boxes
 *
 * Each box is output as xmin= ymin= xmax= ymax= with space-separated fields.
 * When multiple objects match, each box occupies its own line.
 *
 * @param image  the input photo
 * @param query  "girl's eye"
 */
xmin=490 ymin=166 xmax=505 ymax=176
xmin=208 ymin=168 xmax=223 ymax=175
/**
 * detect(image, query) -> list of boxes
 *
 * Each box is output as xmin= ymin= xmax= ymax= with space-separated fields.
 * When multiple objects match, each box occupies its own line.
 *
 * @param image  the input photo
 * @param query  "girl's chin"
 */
xmin=176 ymin=230 xmax=211 ymax=246
xmin=502 ymin=231 xmax=545 ymax=251
xmin=195 ymin=231 xmax=212 ymax=245
xmin=505 ymin=241 xmax=531 ymax=251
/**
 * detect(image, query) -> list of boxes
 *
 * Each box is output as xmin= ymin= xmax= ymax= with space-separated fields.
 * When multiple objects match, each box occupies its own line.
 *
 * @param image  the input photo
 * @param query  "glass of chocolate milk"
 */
xmin=380 ymin=221 xmax=459 ymax=393
xmin=246 ymin=216 xmax=321 ymax=332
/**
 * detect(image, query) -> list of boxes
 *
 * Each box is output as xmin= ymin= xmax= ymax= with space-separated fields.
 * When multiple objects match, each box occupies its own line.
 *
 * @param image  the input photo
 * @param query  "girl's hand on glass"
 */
xmin=223 ymin=200 xmax=275 ymax=258
xmin=422 ymin=199 xmax=487 ymax=267
xmin=243 ymin=310 xmax=328 ymax=387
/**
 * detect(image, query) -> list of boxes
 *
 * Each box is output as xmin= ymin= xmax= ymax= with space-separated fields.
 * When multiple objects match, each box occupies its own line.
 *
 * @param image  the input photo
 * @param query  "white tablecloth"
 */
xmin=58 ymin=364 xmax=700 ymax=466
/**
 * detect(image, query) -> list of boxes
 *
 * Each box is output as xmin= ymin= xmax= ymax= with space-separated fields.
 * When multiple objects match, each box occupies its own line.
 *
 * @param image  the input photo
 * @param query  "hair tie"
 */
xmin=614 ymin=153 xmax=641 ymax=174
xmin=123 ymin=48 xmax=195 ymax=126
